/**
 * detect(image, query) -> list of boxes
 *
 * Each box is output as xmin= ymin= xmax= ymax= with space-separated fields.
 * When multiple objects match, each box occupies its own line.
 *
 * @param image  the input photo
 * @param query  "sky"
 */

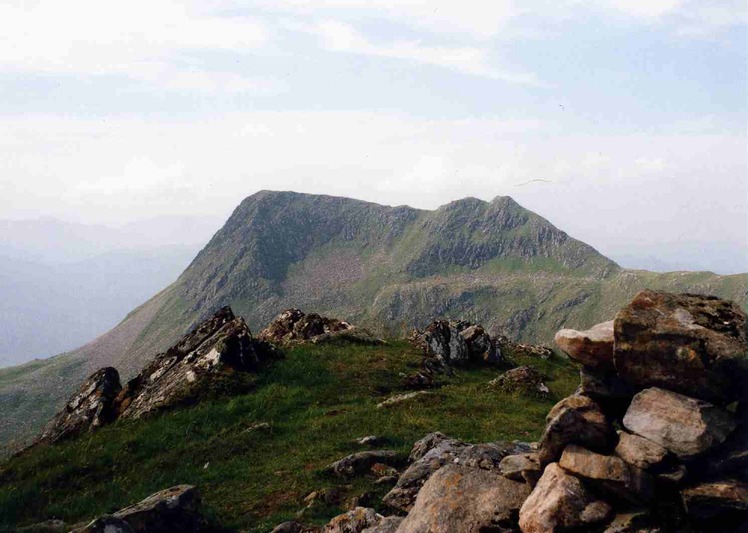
xmin=0 ymin=0 xmax=746 ymax=274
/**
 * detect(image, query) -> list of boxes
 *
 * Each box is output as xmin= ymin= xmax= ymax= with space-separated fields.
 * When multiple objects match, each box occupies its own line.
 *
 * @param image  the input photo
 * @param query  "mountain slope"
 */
xmin=1 ymin=190 xmax=745 ymax=452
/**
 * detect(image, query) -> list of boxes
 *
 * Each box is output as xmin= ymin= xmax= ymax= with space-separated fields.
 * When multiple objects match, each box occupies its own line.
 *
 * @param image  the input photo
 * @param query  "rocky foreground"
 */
xmin=14 ymin=290 xmax=748 ymax=532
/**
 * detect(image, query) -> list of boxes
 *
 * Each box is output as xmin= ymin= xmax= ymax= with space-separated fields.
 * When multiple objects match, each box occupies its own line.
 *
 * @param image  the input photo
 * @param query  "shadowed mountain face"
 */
xmin=1 ymin=190 xmax=746 ymax=452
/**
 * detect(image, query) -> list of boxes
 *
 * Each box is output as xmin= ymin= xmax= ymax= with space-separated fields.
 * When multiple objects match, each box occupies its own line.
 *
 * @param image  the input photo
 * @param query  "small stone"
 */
xmin=554 ymin=320 xmax=614 ymax=369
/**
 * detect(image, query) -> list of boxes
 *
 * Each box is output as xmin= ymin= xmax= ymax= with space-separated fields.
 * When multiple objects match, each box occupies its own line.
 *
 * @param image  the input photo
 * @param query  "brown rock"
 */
xmin=324 ymin=507 xmax=383 ymax=533
xmin=559 ymin=445 xmax=653 ymax=503
xmin=518 ymin=463 xmax=613 ymax=533
xmin=459 ymin=324 xmax=501 ymax=364
xmin=555 ymin=320 xmax=614 ymax=369
xmin=537 ymin=394 xmax=614 ymax=466
xmin=326 ymin=450 xmax=399 ymax=478
xmin=613 ymin=290 xmax=748 ymax=404
xmin=395 ymin=464 xmax=531 ymax=533
xmin=622 ymin=387 xmax=736 ymax=459
xmin=615 ymin=431 xmax=669 ymax=470
xmin=499 ymin=453 xmax=541 ymax=485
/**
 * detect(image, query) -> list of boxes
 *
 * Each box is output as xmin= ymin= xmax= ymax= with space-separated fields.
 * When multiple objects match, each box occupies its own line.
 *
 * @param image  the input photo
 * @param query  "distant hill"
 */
xmin=1 ymin=191 xmax=745 ymax=452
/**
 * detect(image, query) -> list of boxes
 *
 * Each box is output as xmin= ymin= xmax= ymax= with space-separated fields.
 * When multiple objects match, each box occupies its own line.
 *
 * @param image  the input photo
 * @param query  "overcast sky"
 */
xmin=0 ymin=1 xmax=745 ymax=274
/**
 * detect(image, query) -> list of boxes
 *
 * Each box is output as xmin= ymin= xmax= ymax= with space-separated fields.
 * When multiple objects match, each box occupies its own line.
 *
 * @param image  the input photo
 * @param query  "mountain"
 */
xmin=1 ymin=190 xmax=745 ymax=452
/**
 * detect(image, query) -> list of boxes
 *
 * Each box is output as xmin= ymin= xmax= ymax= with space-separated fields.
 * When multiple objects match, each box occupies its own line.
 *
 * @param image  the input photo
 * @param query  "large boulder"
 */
xmin=518 ymin=463 xmax=612 ymax=533
xmin=613 ymin=290 xmax=748 ymax=404
xmin=559 ymin=445 xmax=653 ymax=504
xmin=555 ymin=320 xmax=615 ymax=369
xmin=38 ymin=367 xmax=121 ymax=445
xmin=622 ymin=387 xmax=736 ymax=459
xmin=395 ymin=464 xmax=531 ymax=533
xmin=117 ymin=307 xmax=277 ymax=420
xmin=537 ymin=394 xmax=614 ymax=466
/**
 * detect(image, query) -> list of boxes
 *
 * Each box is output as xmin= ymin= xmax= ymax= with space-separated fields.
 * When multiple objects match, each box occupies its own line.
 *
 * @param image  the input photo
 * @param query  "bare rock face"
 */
xmin=117 ymin=307 xmax=278 ymax=420
xmin=395 ymin=464 xmax=531 ymax=533
xmin=38 ymin=367 xmax=121 ymax=445
xmin=555 ymin=320 xmax=614 ymax=369
xmin=537 ymin=394 xmax=614 ymax=466
xmin=323 ymin=507 xmax=383 ymax=533
xmin=518 ymin=463 xmax=612 ymax=533
xmin=111 ymin=485 xmax=202 ymax=533
xmin=490 ymin=366 xmax=549 ymax=397
xmin=681 ymin=480 xmax=748 ymax=522
xmin=559 ymin=445 xmax=653 ymax=504
xmin=622 ymin=387 xmax=736 ymax=459
xmin=259 ymin=308 xmax=375 ymax=346
xmin=325 ymin=450 xmax=400 ymax=478
xmin=615 ymin=431 xmax=669 ymax=471
xmin=613 ymin=290 xmax=748 ymax=404
xmin=458 ymin=324 xmax=501 ymax=364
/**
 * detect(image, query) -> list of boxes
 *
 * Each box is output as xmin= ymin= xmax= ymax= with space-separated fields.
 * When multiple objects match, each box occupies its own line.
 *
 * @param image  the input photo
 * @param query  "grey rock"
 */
xmin=326 ymin=450 xmax=399 ymax=478
xmin=407 ymin=432 xmax=456 ymax=463
xmin=459 ymin=324 xmax=501 ymax=364
xmin=112 ymin=485 xmax=202 ymax=533
xmin=420 ymin=320 xmax=469 ymax=366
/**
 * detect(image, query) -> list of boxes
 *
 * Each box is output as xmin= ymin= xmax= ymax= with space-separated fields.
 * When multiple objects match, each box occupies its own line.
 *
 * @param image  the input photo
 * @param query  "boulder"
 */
xmin=323 ymin=507 xmax=383 ymax=533
xmin=37 ymin=367 xmax=121 ymax=444
xmin=518 ymin=462 xmax=613 ymax=533
xmin=490 ymin=366 xmax=550 ymax=397
xmin=362 ymin=517 xmax=403 ymax=533
xmin=537 ymin=394 xmax=614 ymax=466
xmin=259 ymin=308 xmax=372 ymax=346
xmin=117 ymin=307 xmax=278 ymax=420
xmin=326 ymin=450 xmax=400 ymax=478
xmin=613 ymin=290 xmax=748 ymax=404
xmin=459 ymin=324 xmax=501 ymax=364
xmin=559 ymin=445 xmax=653 ymax=503
xmin=681 ymin=480 xmax=748 ymax=521
xmin=111 ymin=485 xmax=202 ymax=533
xmin=615 ymin=431 xmax=669 ymax=471
xmin=395 ymin=464 xmax=531 ymax=533
xmin=555 ymin=320 xmax=615 ymax=369
xmin=622 ymin=388 xmax=736 ymax=459
xmin=419 ymin=320 xmax=469 ymax=366
xmin=70 ymin=516 xmax=134 ymax=533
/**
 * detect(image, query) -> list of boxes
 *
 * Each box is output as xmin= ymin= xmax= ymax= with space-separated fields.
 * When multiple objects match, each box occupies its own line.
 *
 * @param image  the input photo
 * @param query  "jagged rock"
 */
xmin=70 ymin=516 xmax=134 ymax=533
xmin=326 ymin=450 xmax=399 ymax=478
xmin=376 ymin=391 xmax=431 ymax=409
xmin=419 ymin=320 xmax=469 ymax=366
xmin=396 ymin=464 xmax=530 ymax=533
xmin=615 ymin=431 xmax=669 ymax=470
xmin=408 ymin=432 xmax=455 ymax=463
xmin=518 ymin=462 xmax=613 ymax=533
xmin=361 ymin=516 xmax=403 ymax=533
xmin=602 ymin=510 xmax=662 ymax=533
xmin=490 ymin=365 xmax=549 ymax=397
xmin=499 ymin=452 xmax=541 ymax=486
xmin=109 ymin=485 xmax=202 ymax=533
xmin=117 ymin=307 xmax=277 ymax=420
xmin=459 ymin=324 xmax=501 ymax=364
xmin=383 ymin=437 xmax=529 ymax=513
xmin=613 ymin=290 xmax=748 ymax=404
xmin=259 ymin=308 xmax=373 ymax=346
xmin=681 ymin=480 xmax=748 ymax=521
xmin=537 ymin=394 xmax=614 ymax=466
xmin=622 ymin=387 xmax=736 ymax=459
xmin=37 ymin=367 xmax=121 ymax=445
xmin=555 ymin=320 xmax=615 ymax=369
xmin=323 ymin=507 xmax=383 ymax=533
xmin=559 ymin=445 xmax=653 ymax=504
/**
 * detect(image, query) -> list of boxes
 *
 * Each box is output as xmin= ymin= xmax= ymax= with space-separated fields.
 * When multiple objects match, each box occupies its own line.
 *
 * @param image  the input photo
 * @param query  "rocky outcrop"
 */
xmin=259 ymin=308 xmax=381 ymax=346
xmin=37 ymin=367 xmax=121 ymax=445
xmin=411 ymin=319 xmax=503 ymax=368
xmin=490 ymin=366 xmax=549 ymax=397
xmin=458 ymin=324 xmax=501 ymax=364
xmin=613 ymin=290 xmax=748 ymax=404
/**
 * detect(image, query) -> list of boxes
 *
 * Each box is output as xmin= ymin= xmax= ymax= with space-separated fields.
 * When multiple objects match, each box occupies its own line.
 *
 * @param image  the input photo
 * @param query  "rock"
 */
xmin=602 ymin=510 xmax=662 ymax=533
xmin=395 ymin=464 xmax=531 ymax=533
xmin=361 ymin=516 xmax=403 ymax=533
xmin=496 ymin=335 xmax=553 ymax=359
xmin=518 ymin=462 xmax=613 ymax=533
xmin=259 ymin=308 xmax=372 ymax=346
xmin=459 ymin=324 xmax=501 ymax=364
xmin=537 ymin=394 xmax=614 ymax=466
xmin=70 ymin=516 xmax=134 ymax=533
xmin=408 ymin=432 xmax=455 ymax=463
xmin=613 ymin=290 xmax=748 ymax=404
xmin=490 ymin=365 xmax=550 ymax=397
xmin=112 ymin=485 xmax=202 ymax=533
xmin=376 ymin=391 xmax=431 ymax=409
xmin=559 ymin=445 xmax=653 ymax=504
xmin=326 ymin=450 xmax=400 ymax=478
xmin=499 ymin=453 xmax=541 ymax=486
xmin=615 ymin=431 xmax=669 ymax=470
xmin=37 ymin=367 xmax=121 ymax=444
xmin=383 ymin=437 xmax=529 ymax=513
xmin=419 ymin=320 xmax=469 ymax=366
xmin=555 ymin=320 xmax=615 ymax=369
xmin=370 ymin=463 xmax=399 ymax=478
xmin=323 ymin=507 xmax=383 ymax=533
xmin=401 ymin=370 xmax=435 ymax=390
xmin=117 ymin=307 xmax=278 ymax=420
xmin=681 ymin=480 xmax=748 ymax=521
xmin=355 ymin=435 xmax=385 ymax=446
xmin=622 ymin=387 xmax=736 ymax=459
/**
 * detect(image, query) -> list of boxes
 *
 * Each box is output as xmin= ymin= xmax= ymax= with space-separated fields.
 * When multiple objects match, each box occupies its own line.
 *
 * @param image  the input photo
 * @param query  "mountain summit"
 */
xmin=0 ymin=191 xmax=745 ymax=450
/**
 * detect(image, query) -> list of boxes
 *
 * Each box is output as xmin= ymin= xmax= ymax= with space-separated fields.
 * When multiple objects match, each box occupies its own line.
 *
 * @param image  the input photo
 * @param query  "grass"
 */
xmin=0 ymin=339 xmax=579 ymax=532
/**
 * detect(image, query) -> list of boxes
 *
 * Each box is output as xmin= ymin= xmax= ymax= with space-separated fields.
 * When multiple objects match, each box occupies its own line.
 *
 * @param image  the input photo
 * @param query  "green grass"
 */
xmin=0 ymin=339 xmax=579 ymax=532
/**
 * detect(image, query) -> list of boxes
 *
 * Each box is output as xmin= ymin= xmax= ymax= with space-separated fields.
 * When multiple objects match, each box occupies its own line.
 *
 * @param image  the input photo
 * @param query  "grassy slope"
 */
xmin=0 ymin=340 xmax=579 ymax=532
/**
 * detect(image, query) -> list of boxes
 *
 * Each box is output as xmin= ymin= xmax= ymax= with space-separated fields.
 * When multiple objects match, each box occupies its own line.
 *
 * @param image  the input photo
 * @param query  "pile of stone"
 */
xmin=258 ymin=308 xmax=383 ymax=346
xmin=34 ymin=307 xmax=279 ymax=445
